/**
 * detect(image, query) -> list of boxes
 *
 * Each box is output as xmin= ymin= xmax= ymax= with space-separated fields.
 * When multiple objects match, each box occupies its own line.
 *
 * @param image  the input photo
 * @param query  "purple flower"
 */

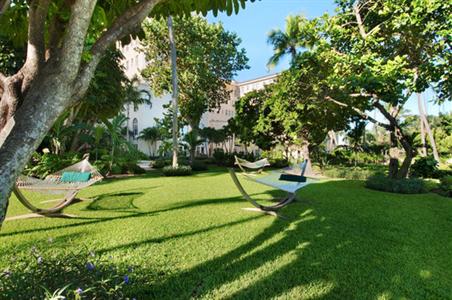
xmin=75 ymin=288 xmax=83 ymax=294
xmin=37 ymin=256 xmax=43 ymax=264
xmin=86 ymin=262 xmax=95 ymax=271
xmin=124 ymin=275 xmax=130 ymax=284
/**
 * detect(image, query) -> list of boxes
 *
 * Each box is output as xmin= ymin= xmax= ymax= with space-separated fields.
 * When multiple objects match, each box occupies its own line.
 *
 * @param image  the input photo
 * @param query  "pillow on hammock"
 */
xmin=61 ymin=172 xmax=91 ymax=182
xmin=279 ymin=174 xmax=307 ymax=183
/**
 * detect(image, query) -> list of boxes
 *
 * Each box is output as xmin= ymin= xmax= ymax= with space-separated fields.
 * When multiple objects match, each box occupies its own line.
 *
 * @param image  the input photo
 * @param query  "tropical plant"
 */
xmin=0 ymin=0 xmax=258 ymax=227
xmin=183 ymin=130 xmax=205 ymax=163
xmin=139 ymin=127 xmax=161 ymax=157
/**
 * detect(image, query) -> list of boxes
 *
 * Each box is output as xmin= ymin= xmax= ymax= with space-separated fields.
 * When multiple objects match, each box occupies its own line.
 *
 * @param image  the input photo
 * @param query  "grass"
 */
xmin=1 ymin=167 xmax=451 ymax=299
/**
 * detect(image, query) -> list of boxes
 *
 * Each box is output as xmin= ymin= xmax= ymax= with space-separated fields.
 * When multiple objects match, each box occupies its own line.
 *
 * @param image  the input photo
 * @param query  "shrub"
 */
xmin=410 ymin=156 xmax=439 ymax=178
xmin=24 ymin=152 xmax=82 ymax=178
xmin=162 ymin=165 xmax=192 ymax=176
xmin=125 ymin=163 xmax=146 ymax=174
xmin=152 ymin=158 xmax=170 ymax=169
xmin=437 ymin=176 xmax=452 ymax=197
xmin=110 ymin=164 xmax=123 ymax=175
xmin=366 ymin=175 xmax=427 ymax=194
xmin=212 ymin=149 xmax=235 ymax=167
xmin=323 ymin=166 xmax=380 ymax=180
xmin=0 ymin=248 xmax=132 ymax=299
xmin=191 ymin=160 xmax=208 ymax=171
xmin=269 ymin=158 xmax=289 ymax=169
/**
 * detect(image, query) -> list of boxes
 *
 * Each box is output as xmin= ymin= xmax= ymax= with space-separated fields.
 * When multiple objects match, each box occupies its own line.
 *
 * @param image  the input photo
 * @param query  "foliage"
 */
xmin=141 ymin=15 xmax=248 ymax=129
xmin=139 ymin=126 xmax=161 ymax=156
xmin=437 ymin=176 xmax=452 ymax=197
xmin=0 ymin=247 xmax=132 ymax=299
xmin=24 ymin=152 xmax=82 ymax=179
xmin=162 ymin=165 xmax=192 ymax=176
xmin=366 ymin=175 xmax=427 ymax=194
xmin=267 ymin=0 xmax=451 ymax=178
xmin=191 ymin=160 xmax=208 ymax=171
xmin=323 ymin=165 xmax=383 ymax=180
xmin=410 ymin=156 xmax=439 ymax=178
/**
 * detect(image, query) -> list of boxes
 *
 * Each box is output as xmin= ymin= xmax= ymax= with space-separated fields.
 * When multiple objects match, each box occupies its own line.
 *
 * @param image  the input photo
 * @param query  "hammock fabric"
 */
xmin=234 ymin=156 xmax=270 ymax=173
xmin=14 ymin=156 xmax=103 ymax=214
xmin=230 ymin=158 xmax=315 ymax=216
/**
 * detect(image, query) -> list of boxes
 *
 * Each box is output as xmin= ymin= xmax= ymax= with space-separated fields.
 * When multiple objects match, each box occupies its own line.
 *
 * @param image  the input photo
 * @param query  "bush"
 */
xmin=366 ymin=175 xmax=427 ymax=194
xmin=152 ymin=158 xmax=170 ymax=169
xmin=24 ymin=152 xmax=82 ymax=178
xmin=269 ymin=158 xmax=289 ymax=169
xmin=212 ymin=149 xmax=235 ymax=167
xmin=323 ymin=166 xmax=381 ymax=180
xmin=0 ymin=248 xmax=132 ymax=299
xmin=125 ymin=163 xmax=146 ymax=174
xmin=437 ymin=176 xmax=452 ymax=197
xmin=410 ymin=156 xmax=439 ymax=178
xmin=191 ymin=160 xmax=208 ymax=171
xmin=162 ymin=165 xmax=192 ymax=176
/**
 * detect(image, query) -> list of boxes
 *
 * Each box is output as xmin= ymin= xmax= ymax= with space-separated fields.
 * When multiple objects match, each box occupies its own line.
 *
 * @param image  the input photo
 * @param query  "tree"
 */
xmin=141 ymin=15 xmax=248 ymax=154
xmin=266 ymin=15 xmax=317 ymax=69
xmin=167 ymin=15 xmax=179 ymax=168
xmin=183 ymin=129 xmax=205 ymax=163
xmin=0 ymin=0 xmax=258 ymax=227
xmin=284 ymin=0 xmax=450 ymax=178
xmin=139 ymin=126 xmax=160 ymax=156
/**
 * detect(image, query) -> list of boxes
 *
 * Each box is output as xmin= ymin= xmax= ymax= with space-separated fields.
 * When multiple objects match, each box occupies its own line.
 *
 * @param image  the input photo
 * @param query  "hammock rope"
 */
xmin=14 ymin=156 xmax=103 ymax=214
xmin=230 ymin=158 xmax=314 ymax=215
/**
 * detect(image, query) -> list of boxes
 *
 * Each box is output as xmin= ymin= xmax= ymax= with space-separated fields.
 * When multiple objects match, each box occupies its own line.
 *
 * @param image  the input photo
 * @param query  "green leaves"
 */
xmin=151 ymin=0 xmax=258 ymax=17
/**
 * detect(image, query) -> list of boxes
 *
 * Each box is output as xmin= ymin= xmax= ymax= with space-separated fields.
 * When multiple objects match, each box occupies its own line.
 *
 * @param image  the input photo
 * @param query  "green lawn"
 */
xmin=1 ymin=168 xmax=451 ymax=299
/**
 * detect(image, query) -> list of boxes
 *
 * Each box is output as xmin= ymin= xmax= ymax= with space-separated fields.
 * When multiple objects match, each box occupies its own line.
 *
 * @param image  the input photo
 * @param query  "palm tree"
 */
xmin=183 ymin=130 xmax=205 ymax=163
xmin=267 ymin=15 xmax=303 ymax=69
xmin=103 ymin=114 xmax=128 ymax=172
xmin=139 ymin=127 xmax=161 ymax=157
xmin=168 ymin=15 xmax=179 ymax=168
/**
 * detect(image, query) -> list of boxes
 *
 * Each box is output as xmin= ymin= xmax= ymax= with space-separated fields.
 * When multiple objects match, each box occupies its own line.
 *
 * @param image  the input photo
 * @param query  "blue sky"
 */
xmin=207 ymin=0 xmax=450 ymax=116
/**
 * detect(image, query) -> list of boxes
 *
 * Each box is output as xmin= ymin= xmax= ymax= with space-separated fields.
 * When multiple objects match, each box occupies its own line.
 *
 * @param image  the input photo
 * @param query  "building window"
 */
xmin=132 ymin=118 xmax=138 ymax=139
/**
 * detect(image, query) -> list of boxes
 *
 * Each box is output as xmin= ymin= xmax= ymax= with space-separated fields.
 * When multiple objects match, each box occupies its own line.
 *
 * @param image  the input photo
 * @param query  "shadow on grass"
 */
xmin=85 ymin=192 xmax=143 ymax=211
xmin=121 ymin=180 xmax=451 ymax=299
xmin=3 ymin=180 xmax=451 ymax=299
xmin=0 ymin=191 xmax=274 ymax=238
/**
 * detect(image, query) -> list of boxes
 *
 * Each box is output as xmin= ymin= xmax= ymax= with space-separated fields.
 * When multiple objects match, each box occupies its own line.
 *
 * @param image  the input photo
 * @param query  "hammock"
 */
xmin=234 ymin=156 xmax=270 ymax=173
xmin=14 ymin=155 xmax=103 ymax=214
xmin=230 ymin=158 xmax=316 ymax=216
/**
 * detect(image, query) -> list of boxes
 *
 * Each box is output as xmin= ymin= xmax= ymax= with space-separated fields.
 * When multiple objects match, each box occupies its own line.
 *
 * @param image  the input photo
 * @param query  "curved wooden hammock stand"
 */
xmin=13 ymin=156 xmax=103 ymax=215
xmin=228 ymin=169 xmax=297 ymax=217
xmin=230 ymin=157 xmax=312 ymax=217
xmin=13 ymin=187 xmax=79 ymax=215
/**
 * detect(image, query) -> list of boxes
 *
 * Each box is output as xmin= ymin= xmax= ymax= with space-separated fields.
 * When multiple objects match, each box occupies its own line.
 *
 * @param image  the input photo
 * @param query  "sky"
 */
xmin=206 ymin=0 xmax=451 ymax=116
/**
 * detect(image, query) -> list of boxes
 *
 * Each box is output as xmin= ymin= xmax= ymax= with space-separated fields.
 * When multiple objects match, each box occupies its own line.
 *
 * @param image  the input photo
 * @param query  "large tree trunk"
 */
xmin=0 ymin=77 xmax=74 ymax=225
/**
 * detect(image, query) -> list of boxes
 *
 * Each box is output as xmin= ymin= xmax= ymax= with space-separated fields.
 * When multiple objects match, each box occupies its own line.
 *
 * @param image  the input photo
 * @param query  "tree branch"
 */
xmin=58 ymin=0 xmax=98 ymax=78
xmin=72 ymin=0 xmax=162 ymax=101
xmin=0 ymin=0 xmax=10 ymax=15
xmin=353 ymin=3 xmax=367 ymax=39
xmin=325 ymin=96 xmax=391 ymax=129
xmin=19 ymin=0 xmax=50 ymax=93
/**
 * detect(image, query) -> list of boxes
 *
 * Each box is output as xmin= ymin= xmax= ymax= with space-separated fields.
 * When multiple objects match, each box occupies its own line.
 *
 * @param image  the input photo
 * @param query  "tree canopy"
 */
xmin=141 ymin=15 xmax=249 ymax=130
